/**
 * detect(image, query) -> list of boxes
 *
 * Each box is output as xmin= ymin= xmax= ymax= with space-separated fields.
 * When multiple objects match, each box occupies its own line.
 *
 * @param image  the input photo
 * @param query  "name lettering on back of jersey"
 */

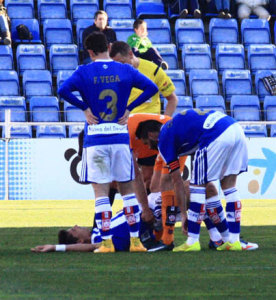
xmin=203 ymin=111 xmax=225 ymax=129
xmin=93 ymin=75 xmax=121 ymax=84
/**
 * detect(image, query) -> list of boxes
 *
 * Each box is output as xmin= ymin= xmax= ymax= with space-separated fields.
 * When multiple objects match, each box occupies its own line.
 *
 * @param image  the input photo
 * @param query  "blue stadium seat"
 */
xmin=104 ymin=0 xmax=132 ymax=19
xmin=155 ymin=44 xmax=178 ymax=69
xmin=0 ymin=96 xmax=26 ymax=122
xmin=189 ymin=69 xmax=219 ymax=98
xmin=222 ymin=70 xmax=252 ymax=102
xmin=0 ymin=71 xmax=20 ymax=96
xmin=241 ymin=19 xmax=271 ymax=48
xmin=49 ymin=44 xmax=79 ymax=76
xmin=195 ymin=95 xmax=225 ymax=113
xmin=2 ymin=125 xmax=32 ymax=138
xmin=0 ymin=46 xmax=13 ymax=70
xmin=64 ymin=101 xmax=86 ymax=122
xmin=165 ymin=70 xmax=186 ymax=96
xmin=16 ymin=44 xmax=46 ymax=75
xmin=271 ymin=125 xmax=276 ymax=137
xmin=57 ymin=70 xmax=81 ymax=100
xmin=71 ymin=0 xmax=98 ymax=24
xmin=254 ymin=70 xmax=276 ymax=101
xmin=182 ymin=44 xmax=212 ymax=74
xmin=36 ymin=125 xmax=66 ymax=138
xmin=164 ymin=96 xmax=193 ymax=116
xmin=215 ymin=44 xmax=245 ymax=74
xmin=6 ymin=0 xmax=34 ymax=19
xmin=22 ymin=70 xmax=53 ymax=99
xmin=144 ymin=19 xmax=171 ymax=44
xmin=11 ymin=19 xmax=41 ymax=43
xmin=242 ymin=124 xmax=267 ymax=138
xmin=136 ymin=0 xmax=166 ymax=18
xmin=76 ymin=19 xmax=94 ymax=50
xmin=38 ymin=0 xmax=67 ymax=22
xmin=30 ymin=96 xmax=60 ymax=122
xmin=230 ymin=95 xmax=260 ymax=121
xmin=175 ymin=19 xmax=205 ymax=49
xmin=264 ymin=96 xmax=276 ymax=121
xmin=248 ymin=44 xmax=276 ymax=74
xmin=109 ymin=19 xmax=134 ymax=42
xmin=209 ymin=18 xmax=239 ymax=48
xmin=43 ymin=19 xmax=73 ymax=49
xmin=68 ymin=124 xmax=85 ymax=138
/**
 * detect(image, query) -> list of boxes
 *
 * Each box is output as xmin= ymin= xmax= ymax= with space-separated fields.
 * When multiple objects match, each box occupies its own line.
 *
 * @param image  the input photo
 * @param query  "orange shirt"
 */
xmin=128 ymin=113 xmax=171 ymax=159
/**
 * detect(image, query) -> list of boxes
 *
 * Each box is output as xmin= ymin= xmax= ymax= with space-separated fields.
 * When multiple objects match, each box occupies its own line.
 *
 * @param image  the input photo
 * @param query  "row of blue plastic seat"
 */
xmin=1 ymin=69 xmax=276 ymax=101
xmin=1 ymin=94 xmax=276 ymax=124
xmin=6 ymin=17 xmax=276 ymax=50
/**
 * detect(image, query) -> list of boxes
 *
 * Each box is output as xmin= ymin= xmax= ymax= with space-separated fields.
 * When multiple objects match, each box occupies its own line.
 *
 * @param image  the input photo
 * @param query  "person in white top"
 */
xmin=236 ymin=0 xmax=271 ymax=20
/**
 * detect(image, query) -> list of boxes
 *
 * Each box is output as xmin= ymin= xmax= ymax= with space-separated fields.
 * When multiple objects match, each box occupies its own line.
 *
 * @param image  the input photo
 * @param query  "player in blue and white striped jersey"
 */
xmin=138 ymin=109 xmax=248 ymax=252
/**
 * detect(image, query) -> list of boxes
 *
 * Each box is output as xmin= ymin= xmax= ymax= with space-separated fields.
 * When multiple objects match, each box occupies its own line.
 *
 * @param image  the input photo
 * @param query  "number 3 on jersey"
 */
xmin=99 ymin=89 xmax=118 ymax=121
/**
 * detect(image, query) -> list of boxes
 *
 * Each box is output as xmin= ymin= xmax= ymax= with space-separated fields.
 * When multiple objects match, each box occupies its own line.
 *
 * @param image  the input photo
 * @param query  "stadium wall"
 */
xmin=0 ymin=138 xmax=275 ymax=200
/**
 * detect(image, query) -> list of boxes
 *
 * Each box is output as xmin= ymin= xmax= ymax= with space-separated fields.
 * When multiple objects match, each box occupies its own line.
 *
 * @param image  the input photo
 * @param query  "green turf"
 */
xmin=0 ymin=226 xmax=275 ymax=299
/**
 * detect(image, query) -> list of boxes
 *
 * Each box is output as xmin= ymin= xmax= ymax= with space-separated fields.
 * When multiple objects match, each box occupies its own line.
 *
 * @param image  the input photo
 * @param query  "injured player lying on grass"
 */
xmin=31 ymin=203 xmax=258 ymax=253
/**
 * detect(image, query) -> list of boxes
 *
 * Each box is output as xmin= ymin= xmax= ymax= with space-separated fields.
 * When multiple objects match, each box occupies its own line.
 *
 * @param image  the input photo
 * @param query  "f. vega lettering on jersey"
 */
xmin=93 ymin=75 xmax=121 ymax=84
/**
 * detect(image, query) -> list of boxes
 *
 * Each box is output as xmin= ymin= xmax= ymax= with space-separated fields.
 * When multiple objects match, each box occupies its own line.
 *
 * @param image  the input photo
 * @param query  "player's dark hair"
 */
xmin=84 ymin=32 xmax=108 ymax=54
xmin=58 ymin=230 xmax=78 ymax=244
xmin=135 ymin=120 xmax=162 ymax=139
xmin=94 ymin=10 xmax=108 ymax=20
xmin=109 ymin=41 xmax=130 ymax=58
xmin=133 ymin=19 xmax=145 ymax=30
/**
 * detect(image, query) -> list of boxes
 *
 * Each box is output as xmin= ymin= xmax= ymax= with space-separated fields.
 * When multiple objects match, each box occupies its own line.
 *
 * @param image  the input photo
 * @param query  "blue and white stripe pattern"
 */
xmin=191 ymin=147 xmax=208 ymax=185
xmin=95 ymin=197 xmax=112 ymax=240
xmin=122 ymin=194 xmax=140 ymax=238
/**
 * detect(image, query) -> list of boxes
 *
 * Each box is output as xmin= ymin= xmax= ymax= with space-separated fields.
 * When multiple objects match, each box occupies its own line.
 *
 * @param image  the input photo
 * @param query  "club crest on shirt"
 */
xmin=103 ymin=64 xmax=108 ymax=69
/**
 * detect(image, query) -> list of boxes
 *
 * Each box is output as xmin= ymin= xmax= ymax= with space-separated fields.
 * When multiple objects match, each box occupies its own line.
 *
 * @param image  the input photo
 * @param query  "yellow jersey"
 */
xmin=128 ymin=59 xmax=175 ymax=114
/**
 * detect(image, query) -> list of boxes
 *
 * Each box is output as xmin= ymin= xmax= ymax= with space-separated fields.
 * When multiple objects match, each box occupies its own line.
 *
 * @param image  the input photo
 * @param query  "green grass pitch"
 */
xmin=1 ymin=226 xmax=275 ymax=299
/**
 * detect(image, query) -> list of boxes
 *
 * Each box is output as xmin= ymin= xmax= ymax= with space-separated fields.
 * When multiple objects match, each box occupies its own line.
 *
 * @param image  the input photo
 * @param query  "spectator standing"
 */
xmin=82 ymin=10 xmax=117 ymax=64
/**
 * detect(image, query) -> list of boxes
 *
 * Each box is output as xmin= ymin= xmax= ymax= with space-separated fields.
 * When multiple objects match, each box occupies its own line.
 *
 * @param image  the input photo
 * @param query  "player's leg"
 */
xmin=112 ymin=144 xmax=146 ymax=252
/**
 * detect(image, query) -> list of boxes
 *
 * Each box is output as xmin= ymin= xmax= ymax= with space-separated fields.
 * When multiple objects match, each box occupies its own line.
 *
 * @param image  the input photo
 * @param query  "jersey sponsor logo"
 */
xmin=207 ymin=208 xmax=221 ymax=224
xmin=235 ymin=201 xmax=242 ymax=222
xmin=124 ymin=206 xmax=136 ymax=225
xmin=87 ymin=123 xmax=128 ymax=135
xmin=102 ymin=211 xmax=112 ymax=231
xmin=197 ymin=204 xmax=206 ymax=224
xmin=203 ymin=111 xmax=225 ymax=129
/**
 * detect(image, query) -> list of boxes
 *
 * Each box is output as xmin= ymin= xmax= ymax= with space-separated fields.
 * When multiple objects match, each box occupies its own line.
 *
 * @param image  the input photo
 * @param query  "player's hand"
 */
xmin=118 ymin=109 xmax=130 ymax=125
xmin=142 ymin=207 xmax=154 ymax=224
xmin=84 ymin=108 xmax=98 ymax=125
xmin=31 ymin=245 xmax=55 ymax=253
xmin=181 ymin=213 xmax=188 ymax=236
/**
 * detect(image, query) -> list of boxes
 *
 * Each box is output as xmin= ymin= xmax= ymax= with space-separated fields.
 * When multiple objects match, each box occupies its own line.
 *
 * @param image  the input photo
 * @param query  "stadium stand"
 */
xmin=49 ymin=44 xmax=79 ymax=76
xmin=2 ymin=124 xmax=32 ymax=138
xmin=22 ymin=70 xmax=53 ymax=99
xmin=0 ymin=45 xmax=13 ymax=70
xmin=222 ymin=70 xmax=252 ymax=102
xmin=5 ymin=0 xmax=34 ymax=19
xmin=0 ymin=71 xmax=20 ymax=96
xmin=175 ymin=18 xmax=205 ymax=49
xmin=264 ymin=96 xmax=276 ymax=121
xmin=247 ymin=44 xmax=276 ymax=75
xmin=29 ymin=96 xmax=60 ymax=122
xmin=144 ymin=18 xmax=171 ymax=44
xmin=104 ymin=0 xmax=132 ymax=19
xmin=109 ymin=19 xmax=134 ymax=42
xmin=230 ymin=95 xmax=261 ymax=121
xmin=241 ymin=124 xmax=267 ymax=138
xmin=135 ymin=0 xmax=166 ymax=18
xmin=195 ymin=95 xmax=226 ymax=113
xmin=38 ymin=0 xmax=67 ymax=22
xmin=76 ymin=19 xmax=94 ymax=50
xmin=154 ymin=44 xmax=178 ymax=69
xmin=64 ymin=101 xmax=86 ymax=122
xmin=255 ymin=70 xmax=276 ymax=101
xmin=16 ymin=44 xmax=46 ymax=75
xmin=181 ymin=44 xmax=212 ymax=73
xmin=164 ymin=96 xmax=193 ymax=116
xmin=209 ymin=18 xmax=239 ymax=48
xmin=215 ymin=44 xmax=245 ymax=74
xmin=36 ymin=125 xmax=66 ymax=138
xmin=0 ymin=96 xmax=26 ymax=122
xmin=189 ymin=69 xmax=219 ymax=98
xmin=165 ymin=70 xmax=186 ymax=96
xmin=241 ymin=19 xmax=271 ymax=48
xmin=68 ymin=124 xmax=85 ymax=138
xmin=43 ymin=19 xmax=73 ymax=49
xmin=271 ymin=125 xmax=276 ymax=137
xmin=70 ymin=0 xmax=99 ymax=24
xmin=11 ymin=19 xmax=42 ymax=44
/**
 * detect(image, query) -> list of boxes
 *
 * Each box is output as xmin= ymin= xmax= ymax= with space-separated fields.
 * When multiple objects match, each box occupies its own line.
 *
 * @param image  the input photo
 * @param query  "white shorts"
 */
xmin=191 ymin=123 xmax=248 ymax=185
xmin=80 ymin=144 xmax=135 ymax=184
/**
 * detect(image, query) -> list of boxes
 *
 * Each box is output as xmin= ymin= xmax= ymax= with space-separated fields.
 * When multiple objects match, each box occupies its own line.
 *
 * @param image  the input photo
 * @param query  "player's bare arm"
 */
xmin=164 ymin=92 xmax=178 ymax=117
xmin=31 ymin=243 xmax=100 ymax=253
